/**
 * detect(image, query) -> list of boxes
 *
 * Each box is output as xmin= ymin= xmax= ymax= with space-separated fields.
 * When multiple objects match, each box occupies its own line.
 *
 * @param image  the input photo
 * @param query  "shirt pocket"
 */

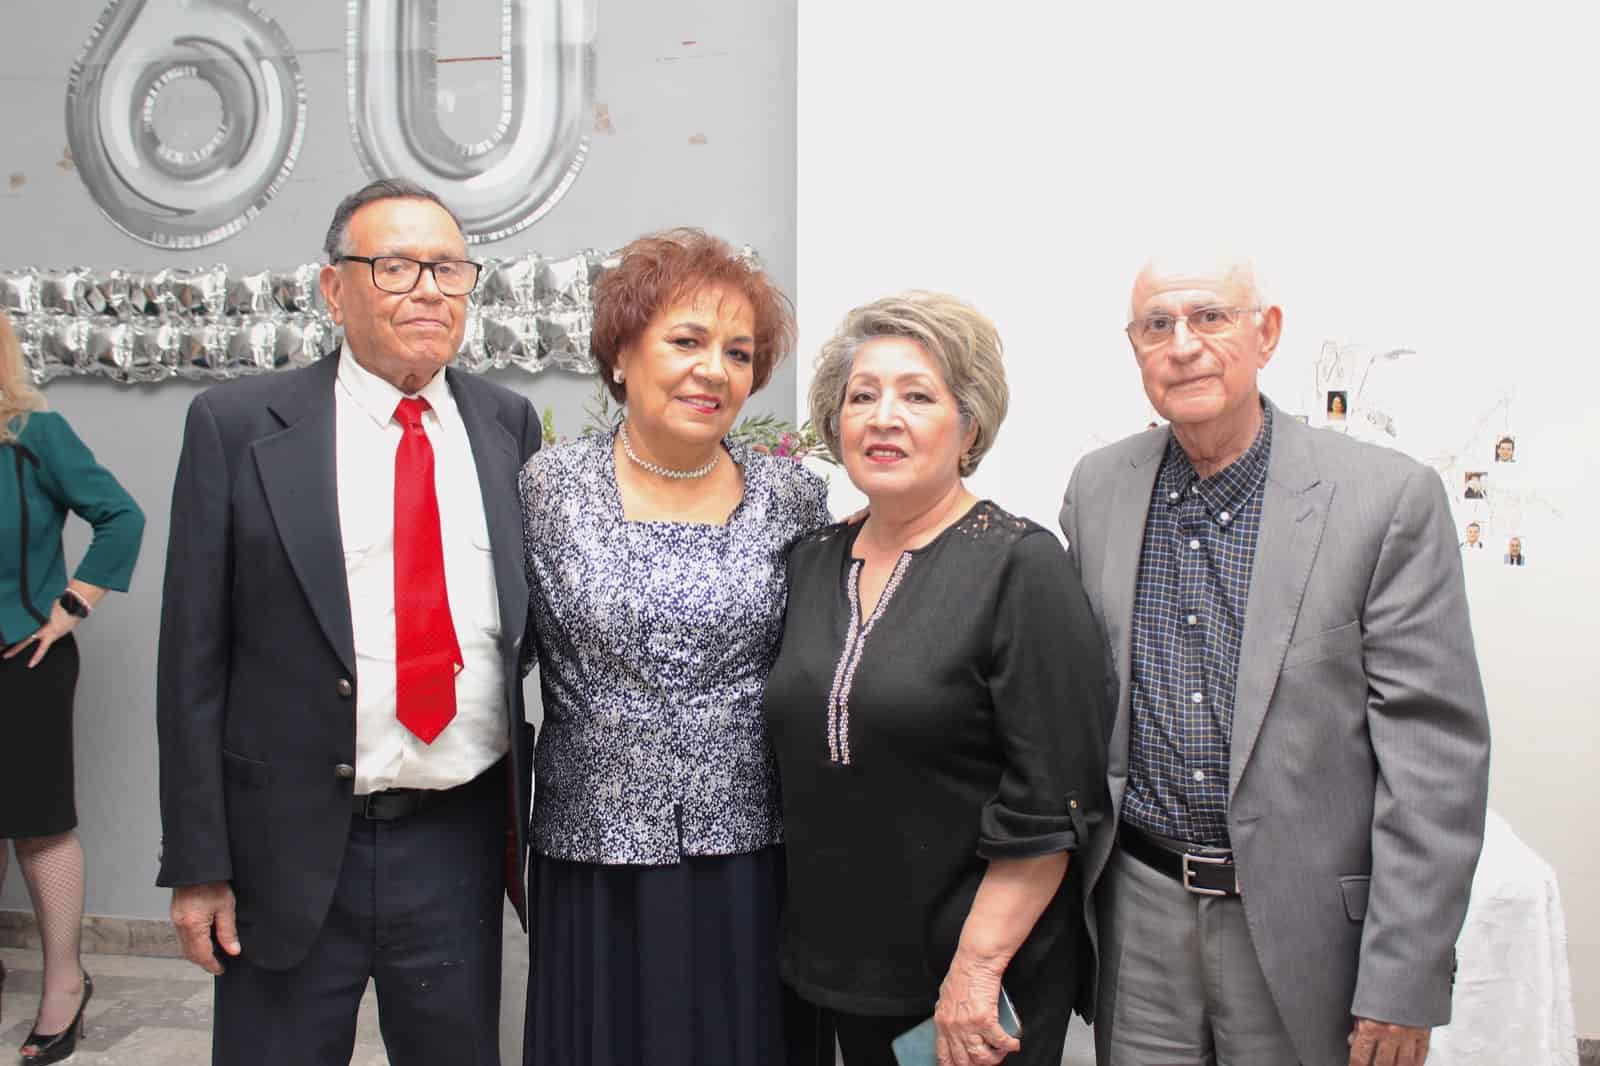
xmin=340 ymin=511 xmax=386 ymax=568
xmin=466 ymin=527 xmax=503 ymax=636
xmin=1282 ymin=620 xmax=1361 ymax=671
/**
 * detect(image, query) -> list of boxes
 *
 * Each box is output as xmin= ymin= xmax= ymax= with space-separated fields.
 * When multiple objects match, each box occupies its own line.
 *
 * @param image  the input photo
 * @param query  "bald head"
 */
xmin=1130 ymin=258 xmax=1264 ymax=320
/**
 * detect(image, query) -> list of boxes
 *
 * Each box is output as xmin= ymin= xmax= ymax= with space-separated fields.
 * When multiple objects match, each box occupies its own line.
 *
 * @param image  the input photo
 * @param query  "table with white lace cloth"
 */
xmin=1431 ymin=809 xmax=1578 ymax=1065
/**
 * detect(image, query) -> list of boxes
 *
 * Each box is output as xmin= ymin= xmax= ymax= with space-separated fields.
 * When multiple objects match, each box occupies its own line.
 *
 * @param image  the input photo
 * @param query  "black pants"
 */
xmin=212 ymin=767 xmax=506 ymax=1066
xmin=831 ymin=1010 xmax=925 ymax=1066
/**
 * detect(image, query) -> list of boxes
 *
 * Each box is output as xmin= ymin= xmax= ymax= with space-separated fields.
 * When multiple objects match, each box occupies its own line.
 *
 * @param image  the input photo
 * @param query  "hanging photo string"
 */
xmin=1312 ymin=341 xmax=1415 ymax=436
xmin=1314 ymin=340 xmax=1350 ymax=429
xmin=1491 ymin=394 xmax=1516 ymax=467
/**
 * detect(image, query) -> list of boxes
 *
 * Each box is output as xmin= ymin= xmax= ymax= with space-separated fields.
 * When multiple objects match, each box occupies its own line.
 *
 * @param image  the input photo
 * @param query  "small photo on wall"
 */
xmin=1493 ymin=435 xmax=1516 ymax=463
xmin=1460 ymin=520 xmax=1487 ymax=551
xmin=1463 ymin=471 xmax=1488 ymax=500
xmin=1325 ymin=391 xmax=1348 ymax=421
xmin=1504 ymin=535 xmax=1526 ymax=567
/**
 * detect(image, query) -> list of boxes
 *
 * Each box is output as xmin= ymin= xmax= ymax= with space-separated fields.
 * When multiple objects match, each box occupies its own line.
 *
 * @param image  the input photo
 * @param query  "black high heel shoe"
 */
xmin=18 ymin=973 xmax=92 ymax=1065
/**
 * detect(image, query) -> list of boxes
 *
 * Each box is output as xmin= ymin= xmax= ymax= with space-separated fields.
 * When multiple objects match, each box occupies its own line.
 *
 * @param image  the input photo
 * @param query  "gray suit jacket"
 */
xmin=1060 ymin=400 xmax=1490 ymax=1066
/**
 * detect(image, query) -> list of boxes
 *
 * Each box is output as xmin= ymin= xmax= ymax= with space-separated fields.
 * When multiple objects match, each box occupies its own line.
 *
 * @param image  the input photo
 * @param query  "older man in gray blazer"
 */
xmin=1060 ymin=258 xmax=1490 ymax=1066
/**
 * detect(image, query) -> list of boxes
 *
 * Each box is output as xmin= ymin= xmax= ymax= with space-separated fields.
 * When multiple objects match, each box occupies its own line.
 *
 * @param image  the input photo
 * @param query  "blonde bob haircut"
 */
xmin=0 ymin=312 xmax=45 ymax=443
xmin=809 ymin=291 xmax=1008 ymax=477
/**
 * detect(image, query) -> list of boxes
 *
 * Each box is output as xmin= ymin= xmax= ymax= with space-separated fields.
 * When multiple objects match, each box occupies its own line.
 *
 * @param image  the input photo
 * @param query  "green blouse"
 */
xmin=0 ymin=411 xmax=145 ymax=643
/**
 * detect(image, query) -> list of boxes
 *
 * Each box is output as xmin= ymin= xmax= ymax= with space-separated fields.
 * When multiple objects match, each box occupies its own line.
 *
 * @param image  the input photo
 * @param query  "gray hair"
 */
xmin=322 ymin=179 xmax=464 ymax=262
xmin=809 ymin=291 xmax=1008 ymax=477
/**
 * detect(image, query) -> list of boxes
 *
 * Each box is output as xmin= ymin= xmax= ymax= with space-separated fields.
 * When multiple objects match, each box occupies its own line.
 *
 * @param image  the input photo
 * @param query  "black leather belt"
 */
xmin=1120 ymin=822 xmax=1241 ymax=897
xmin=352 ymin=787 xmax=450 ymax=821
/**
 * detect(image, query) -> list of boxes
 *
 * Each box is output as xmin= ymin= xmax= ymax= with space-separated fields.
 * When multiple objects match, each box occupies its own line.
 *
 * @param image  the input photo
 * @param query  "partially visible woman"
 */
xmin=765 ymin=293 xmax=1109 ymax=1066
xmin=519 ymin=231 xmax=830 ymax=1066
xmin=0 ymin=311 xmax=145 ymax=1063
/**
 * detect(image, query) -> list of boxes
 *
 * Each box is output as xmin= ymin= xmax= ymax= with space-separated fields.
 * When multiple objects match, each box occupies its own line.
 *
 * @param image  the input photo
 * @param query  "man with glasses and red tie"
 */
xmin=156 ymin=179 xmax=541 ymax=1066
xmin=1060 ymin=257 xmax=1490 ymax=1066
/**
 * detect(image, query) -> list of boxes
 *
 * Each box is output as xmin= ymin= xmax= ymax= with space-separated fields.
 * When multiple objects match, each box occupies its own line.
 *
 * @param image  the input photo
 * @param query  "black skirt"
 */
xmin=0 ymin=633 xmax=79 ymax=838
xmin=524 ymin=845 xmax=824 ymax=1066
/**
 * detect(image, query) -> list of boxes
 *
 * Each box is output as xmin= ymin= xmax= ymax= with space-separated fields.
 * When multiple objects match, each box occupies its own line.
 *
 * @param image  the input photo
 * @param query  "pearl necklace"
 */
xmin=619 ymin=423 xmax=719 ymax=480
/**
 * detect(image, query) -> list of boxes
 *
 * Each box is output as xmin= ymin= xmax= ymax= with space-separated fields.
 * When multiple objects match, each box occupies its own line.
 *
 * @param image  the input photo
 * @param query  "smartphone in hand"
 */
xmin=890 ymin=986 xmax=1021 ymax=1066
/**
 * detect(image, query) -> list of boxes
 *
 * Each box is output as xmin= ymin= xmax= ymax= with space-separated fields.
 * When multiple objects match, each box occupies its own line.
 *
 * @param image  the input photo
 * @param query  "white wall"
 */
xmin=798 ymin=0 xmax=1600 ymax=1036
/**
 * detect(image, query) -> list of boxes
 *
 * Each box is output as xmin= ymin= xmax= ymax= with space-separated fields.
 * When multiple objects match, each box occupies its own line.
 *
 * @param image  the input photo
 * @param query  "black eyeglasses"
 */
xmin=336 ymin=255 xmax=482 ymax=296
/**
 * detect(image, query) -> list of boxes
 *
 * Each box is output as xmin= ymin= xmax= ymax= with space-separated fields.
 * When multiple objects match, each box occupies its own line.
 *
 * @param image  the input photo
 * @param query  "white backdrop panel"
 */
xmin=798 ymin=0 xmax=1600 ymax=1037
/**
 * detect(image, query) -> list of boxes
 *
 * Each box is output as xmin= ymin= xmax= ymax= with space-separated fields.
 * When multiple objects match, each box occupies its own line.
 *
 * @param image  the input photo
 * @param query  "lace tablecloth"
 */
xmin=1432 ymin=809 xmax=1578 ymax=1065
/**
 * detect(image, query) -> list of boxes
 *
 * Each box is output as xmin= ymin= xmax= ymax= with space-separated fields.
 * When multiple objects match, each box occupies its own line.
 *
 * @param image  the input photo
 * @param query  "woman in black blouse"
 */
xmin=764 ymin=292 xmax=1109 ymax=1066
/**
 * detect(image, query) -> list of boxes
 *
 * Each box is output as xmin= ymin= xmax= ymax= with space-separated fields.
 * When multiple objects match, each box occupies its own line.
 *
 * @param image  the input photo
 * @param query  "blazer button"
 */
xmin=334 ymin=763 xmax=356 ymax=780
xmin=336 ymin=678 xmax=353 ymax=699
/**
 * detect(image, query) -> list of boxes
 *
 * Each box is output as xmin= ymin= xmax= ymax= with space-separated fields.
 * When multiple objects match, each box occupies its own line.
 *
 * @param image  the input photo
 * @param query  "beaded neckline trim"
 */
xmin=825 ymin=552 xmax=913 ymax=765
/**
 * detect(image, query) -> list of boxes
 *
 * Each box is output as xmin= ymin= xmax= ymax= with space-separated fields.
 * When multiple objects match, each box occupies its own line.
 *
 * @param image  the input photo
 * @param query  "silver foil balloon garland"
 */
xmin=1 ymin=246 xmax=762 ymax=386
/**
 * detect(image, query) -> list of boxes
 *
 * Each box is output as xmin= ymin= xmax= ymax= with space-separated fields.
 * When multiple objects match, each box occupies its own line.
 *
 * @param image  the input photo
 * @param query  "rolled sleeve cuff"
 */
xmin=976 ymin=804 xmax=1103 ymax=860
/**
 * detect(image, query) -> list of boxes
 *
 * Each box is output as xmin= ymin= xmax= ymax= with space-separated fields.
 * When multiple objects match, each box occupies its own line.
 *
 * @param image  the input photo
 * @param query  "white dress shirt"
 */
xmin=335 ymin=347 xmax=507 ymax=793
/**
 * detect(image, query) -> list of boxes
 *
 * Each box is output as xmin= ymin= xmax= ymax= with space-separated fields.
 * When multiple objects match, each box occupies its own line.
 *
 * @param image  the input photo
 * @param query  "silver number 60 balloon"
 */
xmin=347 ymin=0 xmax=596 ymax=244
xmin=65 ymin=2 xmax=593 ymax=249
xmin=65 ymin=0 xmax=306 ymax=249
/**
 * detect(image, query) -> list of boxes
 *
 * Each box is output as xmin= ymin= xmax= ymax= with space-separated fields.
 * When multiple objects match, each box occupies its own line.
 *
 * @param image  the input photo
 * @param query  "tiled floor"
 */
xmin=0 ymin=926 xmax=1095 ymax=1065
xmin=0 ymin=902 xmax=530 ymax=1065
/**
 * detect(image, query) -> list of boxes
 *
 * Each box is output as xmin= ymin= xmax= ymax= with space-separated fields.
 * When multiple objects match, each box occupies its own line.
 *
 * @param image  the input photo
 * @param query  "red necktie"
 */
xmin=392 ymin=397 xmax=462 ymax=744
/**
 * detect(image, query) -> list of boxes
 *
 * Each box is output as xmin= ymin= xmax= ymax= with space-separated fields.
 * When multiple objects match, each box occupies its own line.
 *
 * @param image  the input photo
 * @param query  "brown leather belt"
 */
xmin=1120 ymin=822 xmax=1241 ymax=897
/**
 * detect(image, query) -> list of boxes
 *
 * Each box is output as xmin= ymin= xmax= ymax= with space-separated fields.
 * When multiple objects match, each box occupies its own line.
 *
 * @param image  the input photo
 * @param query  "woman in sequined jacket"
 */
xmin=517 ymin=231 xmax=830 ymax=1066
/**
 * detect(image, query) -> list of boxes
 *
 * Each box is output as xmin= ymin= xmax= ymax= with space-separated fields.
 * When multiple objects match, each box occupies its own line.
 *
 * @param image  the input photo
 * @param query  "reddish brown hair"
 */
xmin=591 ymin=229 xmax=795 ymax=403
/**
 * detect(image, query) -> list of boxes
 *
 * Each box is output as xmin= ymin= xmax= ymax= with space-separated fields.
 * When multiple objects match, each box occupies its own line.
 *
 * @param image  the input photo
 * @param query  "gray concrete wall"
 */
xmin=1 ymin=0 xmax=797 ymax=921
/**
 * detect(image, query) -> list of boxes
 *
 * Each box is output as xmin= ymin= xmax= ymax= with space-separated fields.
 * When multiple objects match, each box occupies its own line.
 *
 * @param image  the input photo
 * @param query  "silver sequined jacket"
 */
xmin=519 ymin=430 xmax=830 ymax=865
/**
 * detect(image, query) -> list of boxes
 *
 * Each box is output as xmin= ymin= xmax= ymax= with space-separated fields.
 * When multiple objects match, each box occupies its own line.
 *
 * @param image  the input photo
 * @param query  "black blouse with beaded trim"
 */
xmin=763 ymin=500 xmax=1112 ymax=1016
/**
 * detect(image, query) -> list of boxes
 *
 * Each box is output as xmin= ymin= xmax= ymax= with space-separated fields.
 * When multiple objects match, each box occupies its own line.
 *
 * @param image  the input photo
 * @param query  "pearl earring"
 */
xmin=613 ymin=369 xmax=624 ymax=384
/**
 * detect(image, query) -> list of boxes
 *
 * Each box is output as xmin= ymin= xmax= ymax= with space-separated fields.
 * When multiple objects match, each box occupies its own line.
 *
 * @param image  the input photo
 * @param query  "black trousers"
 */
xmin=212 ymin=766 xmax=506 ymax=1066
xmin=830 ymin=1010 xmax=923 ymax=1066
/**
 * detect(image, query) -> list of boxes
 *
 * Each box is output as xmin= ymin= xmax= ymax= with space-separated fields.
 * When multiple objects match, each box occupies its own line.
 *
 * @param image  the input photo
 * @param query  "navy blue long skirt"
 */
xmin=524 ymin=844 xmax=828 ymax=1066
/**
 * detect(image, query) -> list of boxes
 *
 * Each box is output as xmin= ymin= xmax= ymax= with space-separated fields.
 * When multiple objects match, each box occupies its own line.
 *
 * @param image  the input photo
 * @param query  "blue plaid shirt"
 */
xmin=1123 ymin=406 xmax=1273 ymax=846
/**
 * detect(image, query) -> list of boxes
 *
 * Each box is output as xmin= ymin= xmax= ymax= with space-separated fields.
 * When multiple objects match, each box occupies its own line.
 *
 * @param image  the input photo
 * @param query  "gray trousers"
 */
xmin=1096 ymin=848 xmax=1302 ymax=1066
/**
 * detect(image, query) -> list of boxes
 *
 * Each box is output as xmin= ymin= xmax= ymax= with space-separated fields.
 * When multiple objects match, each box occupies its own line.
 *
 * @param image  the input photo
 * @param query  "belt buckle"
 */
xmin=1181 ymin=851 xmax=1231 ymax=896
xmin=357 ymin=792 xmax=388 ymax=820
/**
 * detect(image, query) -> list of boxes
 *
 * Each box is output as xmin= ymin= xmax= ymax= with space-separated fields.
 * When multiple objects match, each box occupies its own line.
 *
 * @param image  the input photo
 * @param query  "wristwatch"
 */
xmin=58 ymin=589 xmax=90 ymax=619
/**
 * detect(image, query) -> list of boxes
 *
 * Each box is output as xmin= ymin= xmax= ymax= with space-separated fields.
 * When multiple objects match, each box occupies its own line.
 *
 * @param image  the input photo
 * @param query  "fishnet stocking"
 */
xmin=13 ymin=830 xmax=85 ymax=1038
